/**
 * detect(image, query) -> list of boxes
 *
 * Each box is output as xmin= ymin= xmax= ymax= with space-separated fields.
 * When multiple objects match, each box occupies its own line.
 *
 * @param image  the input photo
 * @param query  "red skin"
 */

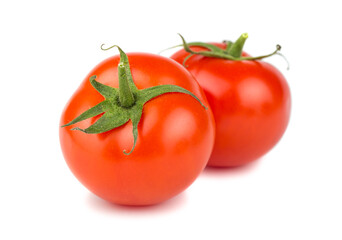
xmin=60 ymin=53 xmax=215 ymax=205
xmin=171 ymin=43 xmax=291 ymax=167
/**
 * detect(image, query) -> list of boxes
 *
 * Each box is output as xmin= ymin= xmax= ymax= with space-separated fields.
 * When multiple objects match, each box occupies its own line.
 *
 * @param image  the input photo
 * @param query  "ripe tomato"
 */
xmin=171 ymin=40 xmax=291 ymax=167
xmin=60 ymin=49 xmax=215 ymax=205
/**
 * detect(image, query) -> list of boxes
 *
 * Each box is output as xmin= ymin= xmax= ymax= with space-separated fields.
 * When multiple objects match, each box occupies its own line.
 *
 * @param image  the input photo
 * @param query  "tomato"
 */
xmin=60 ymin=47 xmax=215 ymax=205
xmin=171 ymin=35 xmax=291 ymax=167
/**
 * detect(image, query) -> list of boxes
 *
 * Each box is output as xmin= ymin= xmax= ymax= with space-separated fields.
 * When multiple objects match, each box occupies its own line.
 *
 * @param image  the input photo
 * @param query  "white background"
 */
xmin=1 ymin=0 xmax=341 ymax=239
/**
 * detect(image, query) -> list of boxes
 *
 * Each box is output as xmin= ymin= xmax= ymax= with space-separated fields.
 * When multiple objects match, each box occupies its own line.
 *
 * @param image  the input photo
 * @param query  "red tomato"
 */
xmin=60 ymin=52 xmax=215 ymax=205
xmin=171 ymin=43 xmax=291 ymax=167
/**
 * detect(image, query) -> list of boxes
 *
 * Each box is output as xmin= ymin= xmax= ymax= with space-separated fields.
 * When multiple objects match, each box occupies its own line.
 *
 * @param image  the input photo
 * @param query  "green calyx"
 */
xmin=61 ymin=45 xmax=207 ymax=155
xmin=175 ymin=33 xmax=283 ymax=66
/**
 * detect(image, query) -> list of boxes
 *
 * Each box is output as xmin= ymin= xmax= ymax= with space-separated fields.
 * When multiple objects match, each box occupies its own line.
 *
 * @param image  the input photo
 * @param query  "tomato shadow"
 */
xmin=201 ymin=158 xmax=262 ymax=178
xmin=86 ymin=191 xmax=188 ymax=216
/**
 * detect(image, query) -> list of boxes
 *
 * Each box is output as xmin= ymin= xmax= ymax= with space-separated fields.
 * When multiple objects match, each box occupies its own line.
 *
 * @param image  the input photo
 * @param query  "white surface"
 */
xmin=1 ymin=0 xmax=341 ymax=239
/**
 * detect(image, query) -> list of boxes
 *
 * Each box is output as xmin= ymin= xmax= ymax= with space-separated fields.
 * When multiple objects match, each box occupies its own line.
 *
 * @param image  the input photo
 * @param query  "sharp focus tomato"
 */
xmin=171 ymin=43 xmax=291 ymax=167
xmin=60 ymin=52 xmax=215 ymax=205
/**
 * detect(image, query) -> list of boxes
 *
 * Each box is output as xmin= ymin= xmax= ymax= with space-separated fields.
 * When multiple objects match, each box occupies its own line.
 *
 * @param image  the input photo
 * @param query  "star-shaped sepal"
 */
xmin=62 ymin=46 xmax=207 ymax=155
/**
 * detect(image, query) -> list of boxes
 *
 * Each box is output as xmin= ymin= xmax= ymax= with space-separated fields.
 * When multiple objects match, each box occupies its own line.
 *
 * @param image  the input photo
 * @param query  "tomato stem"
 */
xmin=101 ymin=44 xmax=138 ymax=107
xmin=118 ymin=62 xmax=135 ymax=107
xmin=174 ymin=34 xmax=285 ymax=66
xmin=228 ymin=33 xmax=248 ymax=58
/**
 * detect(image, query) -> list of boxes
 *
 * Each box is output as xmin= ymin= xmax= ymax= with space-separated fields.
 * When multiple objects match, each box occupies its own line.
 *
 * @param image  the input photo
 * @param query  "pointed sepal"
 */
xmin=71 ymin=110 xmax=130 ymax=134
xmin=90 ymin=75 xmax=117 ymax=99
xmin=61 ymin=101 xmax=108 ymax=128
xmin=139 ymin=85 xmax=207 ymax=110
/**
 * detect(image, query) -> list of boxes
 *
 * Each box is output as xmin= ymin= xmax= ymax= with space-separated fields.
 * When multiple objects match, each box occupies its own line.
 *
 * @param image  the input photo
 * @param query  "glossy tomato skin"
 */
xmin=171 ymin=43 xmax=291 ymax=167
xmin=60 ymin=53 xmax=215 ymax=205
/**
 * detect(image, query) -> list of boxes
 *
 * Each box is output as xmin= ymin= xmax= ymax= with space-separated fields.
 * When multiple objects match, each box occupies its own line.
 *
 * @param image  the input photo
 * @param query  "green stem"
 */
xmin=228 ymin=33 xmax=248 ymax=58
xmin=175 ymin=33 xmax=285 ymax=66
xmin=118 ymin=62 xmax=135 ymax=107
